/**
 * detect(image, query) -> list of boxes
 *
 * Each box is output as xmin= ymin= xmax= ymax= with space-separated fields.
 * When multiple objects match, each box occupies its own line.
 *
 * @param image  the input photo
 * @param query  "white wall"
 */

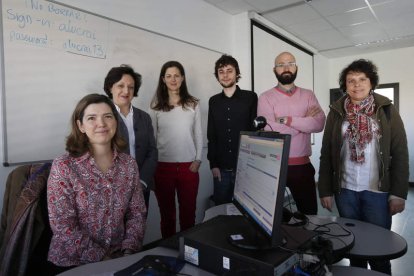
xmin=329 ymin=47 xmax=414 ymax=182
xmin=311 ymin=54 xmax=330 ymax=178
xmin=231 ymin=12 xmax=252 ymax=89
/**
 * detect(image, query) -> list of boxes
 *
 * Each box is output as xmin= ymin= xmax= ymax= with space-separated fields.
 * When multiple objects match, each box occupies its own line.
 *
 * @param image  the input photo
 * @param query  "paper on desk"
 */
xmin=226 ymin=204 xmax=242 ymax=216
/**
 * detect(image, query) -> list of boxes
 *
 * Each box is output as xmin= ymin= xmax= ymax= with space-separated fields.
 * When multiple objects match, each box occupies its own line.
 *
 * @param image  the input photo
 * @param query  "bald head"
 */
xmin=273 ymin=52 xmax=298 ymax=86
xmin=275 ymin=52 xmax=296 ymax=66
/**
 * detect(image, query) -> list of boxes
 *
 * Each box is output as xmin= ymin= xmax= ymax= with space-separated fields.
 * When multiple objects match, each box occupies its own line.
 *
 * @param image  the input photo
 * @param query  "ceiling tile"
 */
xmin=300 ymin=29 xmax=353 ymax=51
xmin=212 ymin=0 xmax=256 ymax=15
xmin=309 ymin=0 xmax=368 ymax=16
xmin=244 ymin=0 xmax=296 ymax=13
xmin=203 ymin=0 xmax=226 ymax=4
xmin=201 ymin=0 xmax=414 ymax=57
xmin=368 ymin=0 xmax=396 ymax=5
xmin=326 ymin=8 xmax=376 ymax=28
xmin=338 ymin=22 xmax=384 ymax=37
xmin=381 ymin=12 xmax=414 ymax=37
xmin=373 ymin=0 xmax=414 ymax=20
xmin=264 ymin=4 xmax=320 ymax=27
xmin=349 ymin=33 xmax=390 ymax=45
xmin=285 ymin=18 xmax=333 ymax=36
xmin=389 ymin=36 xmax=414 ymax=48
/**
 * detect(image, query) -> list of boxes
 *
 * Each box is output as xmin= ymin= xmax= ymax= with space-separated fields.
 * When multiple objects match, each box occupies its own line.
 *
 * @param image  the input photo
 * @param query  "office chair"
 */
xmin=0 ymin=163 xmax=52 ymax=276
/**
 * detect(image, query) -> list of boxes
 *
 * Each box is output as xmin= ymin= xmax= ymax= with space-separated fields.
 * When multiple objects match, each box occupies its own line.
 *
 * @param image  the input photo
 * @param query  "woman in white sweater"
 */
xmin=149 ymin=61 xmax=203 ymax=238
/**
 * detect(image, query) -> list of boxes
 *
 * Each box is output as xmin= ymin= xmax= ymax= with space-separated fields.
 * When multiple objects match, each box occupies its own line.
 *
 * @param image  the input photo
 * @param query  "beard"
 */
xmin=275 ymin=70 xmax=297 ymax=85
xmin=219 ymin=79 xmax=236 ymax=88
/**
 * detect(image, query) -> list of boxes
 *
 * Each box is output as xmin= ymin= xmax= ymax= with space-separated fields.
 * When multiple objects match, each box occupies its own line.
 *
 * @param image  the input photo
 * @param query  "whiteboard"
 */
xmin=1 ymin=0 xmax=221 ymax=165
xmin=251 ymin=21 xmax=314 ymax=95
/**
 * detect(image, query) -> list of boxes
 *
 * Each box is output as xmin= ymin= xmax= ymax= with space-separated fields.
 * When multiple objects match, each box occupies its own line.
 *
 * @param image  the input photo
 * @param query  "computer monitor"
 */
xmin=230 ymin=131 xmax=291 ymax=250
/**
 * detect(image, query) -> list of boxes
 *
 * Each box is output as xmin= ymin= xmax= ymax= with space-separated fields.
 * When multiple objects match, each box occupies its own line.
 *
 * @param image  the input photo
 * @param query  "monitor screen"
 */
xmin=232 ymin=131 xmax=290 ymax=249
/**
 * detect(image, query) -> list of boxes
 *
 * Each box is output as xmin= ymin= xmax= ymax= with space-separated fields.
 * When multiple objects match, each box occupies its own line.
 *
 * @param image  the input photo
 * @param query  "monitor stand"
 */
xmin=227 ymin=224 xmax=286 ymax=250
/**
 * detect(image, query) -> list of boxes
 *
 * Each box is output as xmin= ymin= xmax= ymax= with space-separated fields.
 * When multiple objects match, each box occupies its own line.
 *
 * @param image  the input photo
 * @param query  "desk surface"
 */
xmin=331 ymin=265 xmax=389 ymax=276
xmin=59 ymin=247 xmax=214 ymax=276
xmin=304 ymin=215 xmax=354 ymax=258
xmin=59 ymin=205 xmax=403 ymax=276
xmin=309 ymin=215 xmax=407 ymax=260
xmin=204 ymin=204 xmax=407 ymax=260
xmin=58 ymin=246 xmax=387 ymax=276
xmin=204 ymin=204 xmax=354 ymax=254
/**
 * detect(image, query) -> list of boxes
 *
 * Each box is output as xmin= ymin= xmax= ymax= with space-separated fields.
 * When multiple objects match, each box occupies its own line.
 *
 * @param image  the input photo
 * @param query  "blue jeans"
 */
xmin=213 ymin=170 xmax=235 ymax=205
xmin=335 ymin=188 xmax=392 ymax=275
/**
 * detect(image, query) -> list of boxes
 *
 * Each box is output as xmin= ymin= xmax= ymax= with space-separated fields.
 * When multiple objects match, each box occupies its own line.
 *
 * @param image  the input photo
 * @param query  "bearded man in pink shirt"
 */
xmin=258 ymin=52 xmax=326 ymax=215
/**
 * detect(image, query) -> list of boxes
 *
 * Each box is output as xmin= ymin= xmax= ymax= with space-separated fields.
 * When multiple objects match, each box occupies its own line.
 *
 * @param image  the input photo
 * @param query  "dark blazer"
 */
xmin=118 ymin=106 xmax=158 ymax=190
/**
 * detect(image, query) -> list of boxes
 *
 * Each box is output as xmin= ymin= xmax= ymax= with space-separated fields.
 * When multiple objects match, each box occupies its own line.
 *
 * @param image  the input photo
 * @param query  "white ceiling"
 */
xmin=203 ymin=0 xmax=414 ymax=58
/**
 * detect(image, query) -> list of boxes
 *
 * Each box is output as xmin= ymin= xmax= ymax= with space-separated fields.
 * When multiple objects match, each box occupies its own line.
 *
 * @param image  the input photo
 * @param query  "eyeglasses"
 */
xmin=274 ymin=62 xmax=296 ymax=69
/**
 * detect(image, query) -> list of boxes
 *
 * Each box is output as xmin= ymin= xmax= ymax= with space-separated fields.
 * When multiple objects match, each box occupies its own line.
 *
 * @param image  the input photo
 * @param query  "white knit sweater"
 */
xmin=149 ymin=104 xmax=203 ymax=162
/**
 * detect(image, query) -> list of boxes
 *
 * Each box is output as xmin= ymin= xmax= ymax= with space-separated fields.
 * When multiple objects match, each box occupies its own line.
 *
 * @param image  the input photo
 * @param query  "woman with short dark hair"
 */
xmin=318 ymin=59 xmax=408 ymax=274
xmin=104 ymin=65 xmax=158 ymax=209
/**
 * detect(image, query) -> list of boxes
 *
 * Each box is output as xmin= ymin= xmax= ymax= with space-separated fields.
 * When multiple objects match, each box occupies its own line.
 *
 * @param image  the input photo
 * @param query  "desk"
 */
xmin=308 ymin=216 xmax=407 ymax=260
xmin=58 ymin=246 xmax=389 ymax=276
xmin=204 ymin=204 xmax=354 ymax=254
xmin=304 ymin=215 xmax=354 ymax=258
xmin=203 ymin=202 xmax=238 ymax=222
xmin=331 ymin=265 xmax=388 ymax=275
xmin=204 ymin=204 xmax=407 ymax=261
xmin=59 ymin=247 xmax=214 ymax=276
xmin=57 ymin=247 xmax=388 ymax=276
xmin=59 ymin=208 xmax=400 ymax=276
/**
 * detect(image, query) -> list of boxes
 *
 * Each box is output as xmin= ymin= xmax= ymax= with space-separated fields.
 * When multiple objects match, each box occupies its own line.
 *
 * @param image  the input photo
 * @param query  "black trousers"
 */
xmin=286 ymin=163 xmax=317 ymax=215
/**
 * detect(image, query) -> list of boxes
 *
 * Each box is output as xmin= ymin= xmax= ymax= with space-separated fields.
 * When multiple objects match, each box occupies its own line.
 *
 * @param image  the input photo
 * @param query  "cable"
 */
xmin=267 ymin=123 xmax=274 ymax=131
xmin=309 ymin=221 xmax=352 ymax=238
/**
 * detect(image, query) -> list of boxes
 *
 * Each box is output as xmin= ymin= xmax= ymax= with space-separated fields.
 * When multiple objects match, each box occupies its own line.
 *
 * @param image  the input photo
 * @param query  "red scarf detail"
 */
xmin=344 ymin=95 xmax=381 ymax=163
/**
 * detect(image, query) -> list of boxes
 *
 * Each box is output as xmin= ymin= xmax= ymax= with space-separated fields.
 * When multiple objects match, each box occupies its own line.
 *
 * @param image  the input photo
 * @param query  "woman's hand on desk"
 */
xmin=320 ymin=196 xmax=333 ymax=212
xmin=389 ymin=198 xmax=405 ymax=215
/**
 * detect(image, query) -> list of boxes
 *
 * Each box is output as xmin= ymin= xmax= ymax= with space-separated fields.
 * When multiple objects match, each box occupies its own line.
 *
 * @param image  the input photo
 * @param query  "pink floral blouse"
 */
xmin=47 ymin=150 xmax=146 ymax=266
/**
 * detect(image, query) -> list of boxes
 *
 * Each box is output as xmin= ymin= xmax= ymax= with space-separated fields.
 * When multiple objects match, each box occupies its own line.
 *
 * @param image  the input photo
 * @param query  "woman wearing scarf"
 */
xmin=318 ymin=59 xmax=408 ymax=275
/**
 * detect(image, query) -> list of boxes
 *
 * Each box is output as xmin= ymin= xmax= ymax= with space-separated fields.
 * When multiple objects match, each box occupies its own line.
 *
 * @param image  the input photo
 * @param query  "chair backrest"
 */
xmin=0 ymin=163 xmax=52 ymax=276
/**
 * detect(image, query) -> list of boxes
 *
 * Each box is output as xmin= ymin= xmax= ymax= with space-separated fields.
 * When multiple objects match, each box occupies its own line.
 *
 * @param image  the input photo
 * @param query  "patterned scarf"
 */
xmin=344 ymin=94 xmax=381 ymax=163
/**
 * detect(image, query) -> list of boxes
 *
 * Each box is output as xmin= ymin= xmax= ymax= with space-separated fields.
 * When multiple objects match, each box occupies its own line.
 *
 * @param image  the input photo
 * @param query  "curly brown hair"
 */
xmin=339 ymin=59 xmax=379 ymax=92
